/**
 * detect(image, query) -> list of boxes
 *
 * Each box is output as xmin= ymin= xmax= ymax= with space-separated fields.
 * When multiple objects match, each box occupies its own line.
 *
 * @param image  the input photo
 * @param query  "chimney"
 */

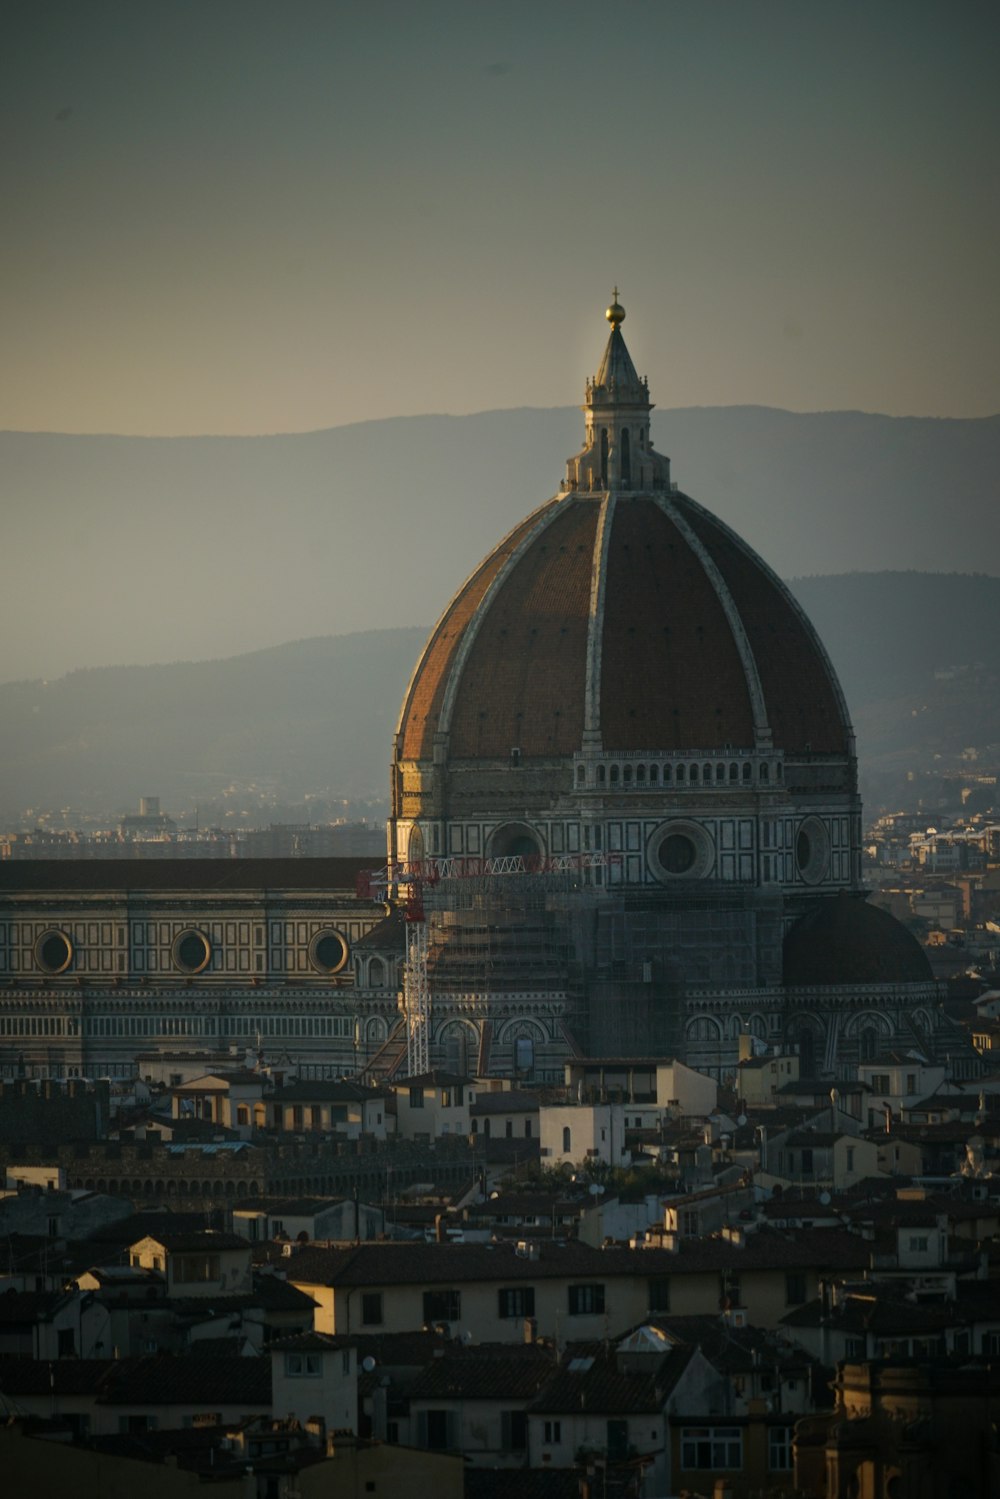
xmin=524 ymin=1317 xmax=538 ymax=1344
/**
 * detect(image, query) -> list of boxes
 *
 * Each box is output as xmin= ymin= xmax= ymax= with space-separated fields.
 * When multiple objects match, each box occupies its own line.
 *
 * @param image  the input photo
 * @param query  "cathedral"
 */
xmin=0 ymin=298 xmax=939 ymax=1085
xmin=387 ymin=294 xmax=938 ymax=1079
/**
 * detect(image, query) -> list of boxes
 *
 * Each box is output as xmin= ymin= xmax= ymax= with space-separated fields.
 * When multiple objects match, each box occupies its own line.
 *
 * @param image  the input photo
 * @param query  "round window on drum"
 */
xmin=309 ymin=929 xmax=349 ymax=975
xmin=171 ymin=929 xmax=212 ymax=974
xmin=34 ymin=929 xmax=73 ymax=975
xmin=796 ymin=816 xmax=832 ymax=885
xmin=659 ymin=833 xmax=696 ymax=874
xmin=648 ymin=819 xmax=715 ymax=883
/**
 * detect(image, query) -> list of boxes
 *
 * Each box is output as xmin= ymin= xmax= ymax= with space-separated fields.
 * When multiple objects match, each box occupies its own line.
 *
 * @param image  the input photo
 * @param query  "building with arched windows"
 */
xmin=0 ymin=298 xmax=942 ymax=1085
xmin=388 ymin=295 xmax=940 ymax=1078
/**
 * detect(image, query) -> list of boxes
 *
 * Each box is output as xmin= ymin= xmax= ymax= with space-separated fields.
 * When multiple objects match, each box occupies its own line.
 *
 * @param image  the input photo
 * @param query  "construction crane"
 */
xmin=358 ymin=852 xmax=620 ymax=1077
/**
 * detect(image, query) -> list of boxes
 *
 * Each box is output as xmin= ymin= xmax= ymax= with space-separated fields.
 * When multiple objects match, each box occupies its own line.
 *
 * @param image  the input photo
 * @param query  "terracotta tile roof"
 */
xmin=269 ymin=1330 xmax=347 ymax=1353
xmin=781 ymin=1289 xmax=981 ymax=1337
xmin=286 ymin=1229 xmax=871 ymax=1288
xmin=399 ymin=507 xmax=546 ymax=761
xmin=470 ymin=1089 xmax=541 ymax=1116
xmin=528 ymin=1340 xmax=693 ymax=1415
xmin=680 ymin=499 xmax=848 ymax=754
xmin=98 ymin=1353 xmax=271 ymax=1406
xmin=448 ymin=499 xmax=596 ymax=759
xmin=0 ymin=1289 xmax=72 ymax=1324
xmin=0 ymin=857 xmax=374 ymax=893
xmin=601 ymin=498 xmax=754 ymax=750
xmin=0 ymin=1357 xmax=125 ymax=1396
xmin=88 ymin=1211 xmax=220 ymax=1246
xmin=132 ymin=1230 xmax=249 ymax=1253
xmin=409 ymin=1345 xmax=556 ymax=1401
xmin=353 ymin=909 xmax=406 ymax=949
xmin=395 ymin=1070 xmax=474 ymax=1088
xmin=168 ymin=1277 xmax=316 ymax=1315
xmin=269 ymin=1081 xmax=377 ymax=1104
xmin=642 ymin=1314 xmax=815 ymax=1375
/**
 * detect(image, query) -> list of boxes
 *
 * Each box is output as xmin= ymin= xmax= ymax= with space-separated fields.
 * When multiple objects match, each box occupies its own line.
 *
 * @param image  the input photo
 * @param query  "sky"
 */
xmin=1 ymin=0 xmax=998 ymax=436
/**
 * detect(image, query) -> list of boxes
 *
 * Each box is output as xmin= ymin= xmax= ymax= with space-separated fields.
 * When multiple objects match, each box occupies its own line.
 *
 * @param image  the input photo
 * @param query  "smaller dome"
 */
xmin=783 ymin=893 xmax=932 ymax=987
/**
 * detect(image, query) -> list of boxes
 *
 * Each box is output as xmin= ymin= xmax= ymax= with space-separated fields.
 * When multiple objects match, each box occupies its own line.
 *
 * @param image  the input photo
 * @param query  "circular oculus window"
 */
xmin=171 ymin=928 xmax=212 ymax=974
xmin=309 ymin=929 xmax=349 ymax=975
xmin=659 ymin=833 xmax=697 ymax=874
xmin=648 ymin=820 xmax=715 ymax=882
xmin=796 ymin=816 xmax=831 ymax=884
xmin=34 ymin=928 xmax=73 ymax=975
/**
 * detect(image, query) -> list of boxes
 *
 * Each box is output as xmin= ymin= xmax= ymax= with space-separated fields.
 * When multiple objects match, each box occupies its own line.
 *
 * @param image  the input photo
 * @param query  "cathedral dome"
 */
xmin=783 ymin=892 xmax=933 ymax=986
xmin=396 ymin=302 xmax=851 ymax=769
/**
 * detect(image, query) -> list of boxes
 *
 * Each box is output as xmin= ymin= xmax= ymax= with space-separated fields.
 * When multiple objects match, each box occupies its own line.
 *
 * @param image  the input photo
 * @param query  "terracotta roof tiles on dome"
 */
xmin=448 ymin=497 xmax=597 ymax=758
xmin=398 ymin=506 xmax=547 ymax=761
xmin=600 ymin=497 xmax=755 ymax=750
xmin=679 ymin=499 xmax=850 ymax=754
xmin=395 ymin=302 xmax=854 ymax=770
xmin=783 ymin=893 xmax=933 ymax=987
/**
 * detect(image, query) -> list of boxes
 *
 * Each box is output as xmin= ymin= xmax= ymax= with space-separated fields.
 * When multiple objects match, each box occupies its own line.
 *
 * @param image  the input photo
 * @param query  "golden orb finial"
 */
xmin=605 ymin=287 xmax=625 ymax=328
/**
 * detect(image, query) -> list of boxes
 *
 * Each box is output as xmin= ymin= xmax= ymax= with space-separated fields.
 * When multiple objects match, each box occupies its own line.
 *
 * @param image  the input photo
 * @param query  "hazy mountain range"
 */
xmin=2 ymin=404 xmax=998 ymax=684
xmin=1 ymin=572 xmax=998 ymax=818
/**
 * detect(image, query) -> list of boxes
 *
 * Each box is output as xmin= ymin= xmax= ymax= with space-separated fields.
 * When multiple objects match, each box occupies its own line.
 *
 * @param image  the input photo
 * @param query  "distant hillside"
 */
xmin=1 ymin=405 xmax=997 ymax=682
xmin=1 ymin=573 xmax=998 ymax=818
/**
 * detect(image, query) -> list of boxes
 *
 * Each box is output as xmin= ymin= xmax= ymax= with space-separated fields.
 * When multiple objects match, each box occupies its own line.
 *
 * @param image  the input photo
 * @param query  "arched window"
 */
xmin=760 ymin=762 xmax=770 ymax=782
xmin=649 ymin=765 xmax=659 ymax=785
xmin=563 ymin=1126 xmax=572 ymax=1153
xmin=636 ymin=764 xmax=646 ymax=784
xmin=742 ymin=762 xmax=752 ymax=782
xmin=729 ymin=763 xmax=739 ymax=782
xmin=621 ymin=427 xmax=631 ymax=484
xmin=576 ymin=764 xmax=585 ymax=785
xmin=715 ymin=763 xmax=725 ymax=783
xmin=600 ymin=428 xmax=608 ymax=485
xmin=484 ymin=1118 xmax=491 ymax=1138
xmin=776 ymin=762 xmax=783 ymax=780
xmin=703 ymin=764 xmax=712 ymax=782
xmin=663 ymin=764 xmax=671 ymax=782
xmin=676 ymin=764 xmax=685 ymax=782
xmin=690 ymin=764 xmax=699 ymax=783
xmin=610 ymin=764 xmax=619 ymax=784
xmin=597 ymin=763 xmax=606 ymax=784
xmin=623 ymin=764 xmax=633 ymax=785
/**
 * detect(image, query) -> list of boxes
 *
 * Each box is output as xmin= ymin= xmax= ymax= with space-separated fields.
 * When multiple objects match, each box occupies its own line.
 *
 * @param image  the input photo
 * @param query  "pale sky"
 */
xmin=2 ymin=0 xmax=997 ymax=435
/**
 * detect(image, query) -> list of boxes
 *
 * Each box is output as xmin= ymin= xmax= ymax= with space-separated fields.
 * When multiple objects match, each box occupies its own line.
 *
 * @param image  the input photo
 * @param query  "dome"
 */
xmin=398 ymin=485 xmax=850 ymax=762
xmin=392 ymin=299 xmax=859 ymax=900
xmin=783 ymin=892 xmax=933 ymax=986
xmin=397 ymin=304 xmax=851 ymax=767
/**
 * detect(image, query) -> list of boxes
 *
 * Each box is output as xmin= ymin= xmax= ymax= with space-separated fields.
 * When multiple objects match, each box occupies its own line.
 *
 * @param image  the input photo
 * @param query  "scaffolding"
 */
xmin=359 ymin=854 xmax=616 ymax=1076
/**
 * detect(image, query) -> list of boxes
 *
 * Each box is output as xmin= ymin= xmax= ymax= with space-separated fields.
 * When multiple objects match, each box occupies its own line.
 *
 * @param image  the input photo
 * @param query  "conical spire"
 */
xmin=593 ymin=288 xmax=644 ymax=395
xmin=590 ymin=289 xmax=647 ymax=405
xmin=562 ymin=293 xmax=669 ymax=494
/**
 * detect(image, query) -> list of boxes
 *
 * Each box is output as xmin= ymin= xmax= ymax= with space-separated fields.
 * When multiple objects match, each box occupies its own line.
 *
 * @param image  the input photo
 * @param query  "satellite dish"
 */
xmin=589 ymin=1182 xmax=606 ymax=1196
xmin=362 ymin=1356 xmax=377 ymax=1373
xmin=819 ymin=1191 xmax=832 ymax=1206
xmin=737 ymin=1115 xmax=748 ymax=1128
